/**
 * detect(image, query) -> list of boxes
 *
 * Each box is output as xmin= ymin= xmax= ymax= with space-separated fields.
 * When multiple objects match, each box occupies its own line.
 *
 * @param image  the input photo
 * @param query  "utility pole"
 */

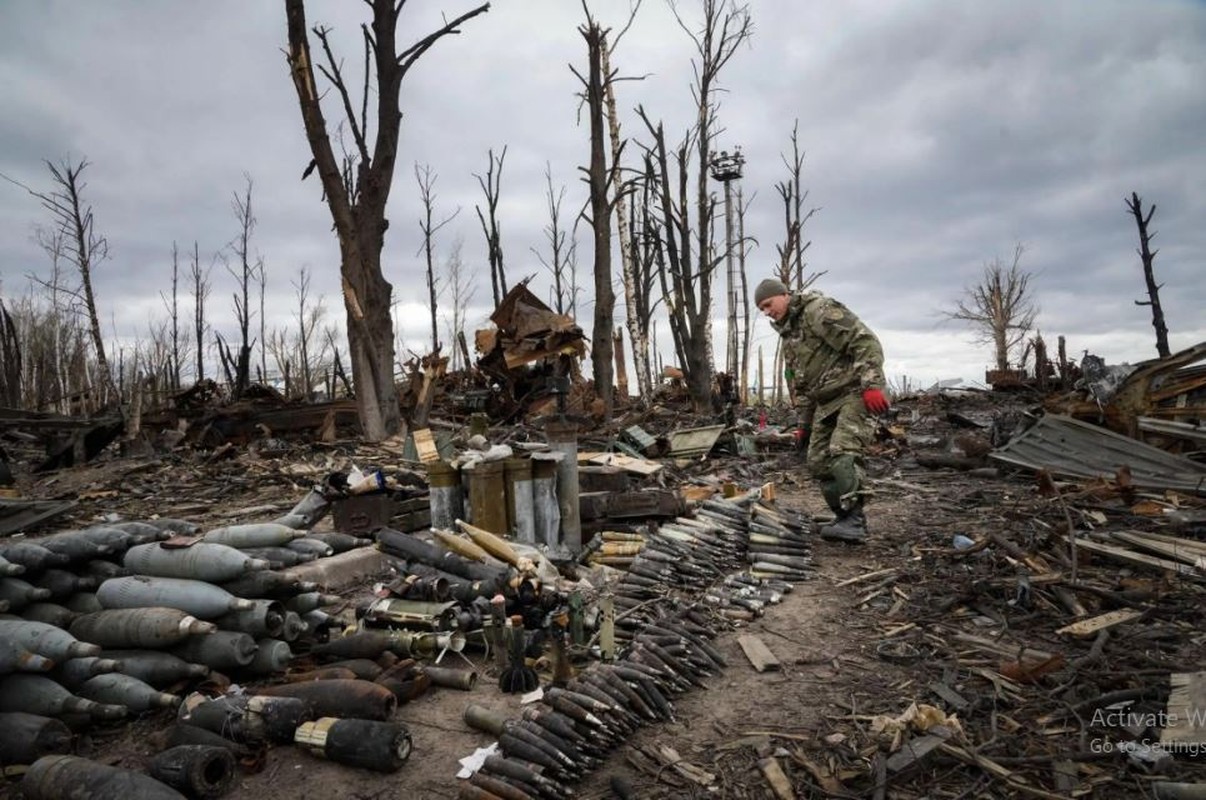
xmin=709 ymin=148 xmax=745 ymax=385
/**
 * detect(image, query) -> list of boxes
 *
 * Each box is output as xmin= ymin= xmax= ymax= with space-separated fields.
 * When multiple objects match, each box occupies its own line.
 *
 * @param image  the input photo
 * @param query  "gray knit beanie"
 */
xmin=754 ymin=277 xmax=790 ymax=305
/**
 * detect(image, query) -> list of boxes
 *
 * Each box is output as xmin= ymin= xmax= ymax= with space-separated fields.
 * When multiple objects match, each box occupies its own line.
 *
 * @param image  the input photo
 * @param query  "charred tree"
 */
xmin=415 ymin=163 xmax=458 ymax=353
xmin=534 ymin=165 xmax=576 ymax=316
xmin=284 ymin=0 xmax=488 ymax=440
xmin=577 ymin=17 xmax=616 ymax=419
xmin=475 ymin=146 xmax=508 ymax=309
xmin=1126 ymin=191 xmax=1171 ymax=358
xmin=190 ymin=241 xmax=210 ymax=384
xmin=225 ymin=175 xmax=258 ymax=398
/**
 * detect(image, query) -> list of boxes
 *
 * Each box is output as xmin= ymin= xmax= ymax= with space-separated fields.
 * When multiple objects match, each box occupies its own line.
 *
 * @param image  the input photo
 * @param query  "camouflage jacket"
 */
xmin=772 ymin=291 xmax=886 ymax=421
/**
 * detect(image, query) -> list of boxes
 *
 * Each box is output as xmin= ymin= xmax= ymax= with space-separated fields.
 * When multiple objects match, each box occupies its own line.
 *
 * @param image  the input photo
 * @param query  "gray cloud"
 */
xmin=1 ymin=0 xmax=1203 ymax=389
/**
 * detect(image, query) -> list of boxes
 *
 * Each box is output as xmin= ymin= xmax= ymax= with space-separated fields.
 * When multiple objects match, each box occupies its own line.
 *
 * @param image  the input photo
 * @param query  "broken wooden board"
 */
xmin=410 ymin=428 xmax=440 ymax=464
xmin=1109 ymin=530 xmax=1206 ymax=571
xmin=582 ymin=452 xmax=663 ymax=476
xmin=667 ymin=424 xmax=725 ymax=457
xmin=737 ymin=634 xmax=781 ymax=673
xmin=1055 ymin=609 xmax=1143 ymax=638
xmin=1161 ymin=672 xmax=1206 ymax=748
xmin=1076 ymin=538 xmax=1202 ymax=578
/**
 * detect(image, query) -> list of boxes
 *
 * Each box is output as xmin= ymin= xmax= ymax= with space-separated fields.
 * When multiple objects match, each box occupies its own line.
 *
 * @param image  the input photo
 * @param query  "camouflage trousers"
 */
xmin=804 ymin=392 xmax=876 ymax=513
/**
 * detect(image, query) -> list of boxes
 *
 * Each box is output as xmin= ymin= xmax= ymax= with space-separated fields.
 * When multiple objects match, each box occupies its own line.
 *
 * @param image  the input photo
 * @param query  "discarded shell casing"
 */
xmin=77 ymin=673 xmax=180 ymax=712
xmin=0 ymin=619 xmax=102 ymax=661
xmin=252 ymin=678 xmax=396 ymax=721
xmin=244 ymin=638 xmax=292 ymax=674
xmin=0 ymin=542 xmax=70 ymax=572
xmin=78 ymin=526 xmax=136 ymax=552
xmin=464 ymin=703 xmax=507 ymax=735
xmin=50 ymin=657 xmax=121 ymax=689
xmin=171 ymin=631 xmax=258 ymax=671
xmin=281 ymin=610 xmax=309 ymax=642
xmin=374 ymin=660 xmax=432 ymax=704
xmin=218 ymin=570 xmax=308 ymax=600
xmin=235 ymin=546 xmax=314 ymax=567
xmin=306 ymin=532 xmax=373 ymax=554
xmin=0 ymin=554 xmax=26 ymax=577
xmin=141 ymin=518 xmax=202 ymax=535
xmin=317 ymin=658 xmax=382 ymax=681
xmin=457 ymin=518 xmax=522 ymax=568
xmin=70 ymin=608 xmax=216 ymax=649
xmin=22 ymin=754 xmax=186 ymax=800
xmin=361 ymin=597 xmax=459 ymax=629
xmin=469 ymin=770 xmax=539 ymax=800
xmin=0 ymin=712 xmax=73 ymax=766
xmin=214 ymin=599 xmax=286 ymax=638
xmin=286 ymin=538 xmax=334 ymax=558
xmin=147 ymin=745 xmax=236 ymax=800
xmin=202 ymin=522 xmax=303 ymax=549
xmin=295 ymin=717 xmax=412 ymax=772
xmin=375 ymin=527 xmax=507 ymax=584
xmin=282 ymin=666 xmax=358 ymax=682
xmin=309 ymin=630 xmax=395 ymax=660
xmin=83 ymin=559 xmax=131 ymax=581
xmin=162 ymin=722 xmax=254 ymax=759
xmin=37 ymin=533 xmax=113 ymax=562
xmin=124 ymin=542 xmax=269 ymax=583
xmin=0 ymin=674 xmax=126 ymax=720
xmin=0 ymin=577 xmax=52 ymax=610
xmin=283 ymin=591 xmax=341 ymax=614
xmin=270 ymin=487 xmax=331 ymax=530
xmin=63 ymin=591 xmax=104 ymax=614
xmin=107 ymin=521 xmax=169 ymax=545
xmin=420 ymin=665 xmax=477 ymax=691
xmin=432 ymin=528 xmax=493 ymax=563
xmin=30 ymin=568 xmax=95 ymax=599
xmin=426 ymin=460 xmax=464 ymax=532
xmin=100 ymin=650 xmax=209 ymax=688
xmin=1 ymin=645 xmax=53 ymax=674
xmin=97 ymin=576 xmax=254 ymax=619
xmin=185 ymin=693 xmax=311 ymax=744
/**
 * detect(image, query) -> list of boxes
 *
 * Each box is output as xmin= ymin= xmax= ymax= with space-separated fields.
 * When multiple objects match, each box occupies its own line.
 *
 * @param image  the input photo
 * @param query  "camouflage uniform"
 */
xmin=772 ymin=291 xmax=885 ymax=515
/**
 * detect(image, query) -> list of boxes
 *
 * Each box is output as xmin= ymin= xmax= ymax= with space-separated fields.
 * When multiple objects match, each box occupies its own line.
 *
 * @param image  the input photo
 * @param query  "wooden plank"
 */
xmin=1055 ymin=608 xmax=1143 ymax=638
xmin=736 ymin=634 xmax=781 ymax=673
xmin=411 ymin=428 xmax=440 ymax=464
xmin=1161 ymin=672 xmax=1206 ymax=747
xmin=1110 ymin=531 xmax=1206 ymax=570
xmin=585 ymin=452 xmax=664 ymax=476
xmin=1075 ymin=538 xmax=1201 ymax=578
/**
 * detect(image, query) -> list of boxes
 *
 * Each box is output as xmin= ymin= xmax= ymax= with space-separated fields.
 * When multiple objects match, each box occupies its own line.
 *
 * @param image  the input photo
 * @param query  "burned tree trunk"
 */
xmin=284 ymin=0 xmax=488 ymax=440
xmin=579 ymin=20 xmax=615 ymax=420
xmin=1126 ymin=191 xmax=1170 ymax=359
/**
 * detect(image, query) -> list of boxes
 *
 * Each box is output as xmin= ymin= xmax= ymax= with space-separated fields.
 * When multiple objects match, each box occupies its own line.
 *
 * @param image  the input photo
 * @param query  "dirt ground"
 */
xmin=3 ymin=415 xmax=1205 ymax=799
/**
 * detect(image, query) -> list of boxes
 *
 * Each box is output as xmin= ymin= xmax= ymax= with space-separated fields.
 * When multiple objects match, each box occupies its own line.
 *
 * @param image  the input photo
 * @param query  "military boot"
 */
xmin=820 ymin=507 xmax=868 ymax=543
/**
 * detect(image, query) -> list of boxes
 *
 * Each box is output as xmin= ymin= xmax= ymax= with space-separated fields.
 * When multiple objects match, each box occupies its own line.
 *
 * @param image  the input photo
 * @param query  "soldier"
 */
xmin=754 ymin=277 xmax=889 ymax=543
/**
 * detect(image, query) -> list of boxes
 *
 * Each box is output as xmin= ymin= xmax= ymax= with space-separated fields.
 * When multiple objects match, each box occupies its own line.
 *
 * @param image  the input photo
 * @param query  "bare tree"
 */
xmin=575 ymin=15 xmax=617 ymax=418
xmin=533 ymin=164 xmax=576 ymax=315
xmin=636 ymin=0 xmax=752 ymax=412
xmin=442 ymin=238 xmax=476 ymax=372
xmin=159 ymin=242 xmax=186 ymax=390
xmin=218 ymin=175 xmax=258 ymax=397
xmin=946 ymin=243 xmax=1039 ymax=372
xmin=597 ymin=2 xmax=652 ymax=401
xmin=773 ymin=120 xmax=820 ymax=290
xmin=284 ymin=0 xmax=489 ymax=440
xmin=1126 ymin=191 xmax=1171 ymax=358
xmin=8 ymin=159 xmax=118 ymax=406
xmin=190 ymin=241 xmax=211 ymax=384
xmin=474 ymin=146 xmax=508 ymax=309
xmin=415 ymin=163 xmax=459 ymax=352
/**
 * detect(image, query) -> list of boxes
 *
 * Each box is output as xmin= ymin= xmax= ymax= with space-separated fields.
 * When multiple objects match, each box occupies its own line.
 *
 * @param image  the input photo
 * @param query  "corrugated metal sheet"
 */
xmin=990 ymin=414 xmax=1206 ymax=496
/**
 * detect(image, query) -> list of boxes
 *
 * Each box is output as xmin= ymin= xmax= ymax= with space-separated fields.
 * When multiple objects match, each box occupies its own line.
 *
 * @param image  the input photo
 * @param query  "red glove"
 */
xmin=793 ymin=427 xmax=810 ymax=452
xmin=862 ymin=388 xmax=889 ymax=414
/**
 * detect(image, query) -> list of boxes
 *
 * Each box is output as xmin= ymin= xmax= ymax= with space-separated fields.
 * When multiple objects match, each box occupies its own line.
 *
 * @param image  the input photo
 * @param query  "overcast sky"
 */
xmin=1 ymin=0 xmax=1203 ymax=391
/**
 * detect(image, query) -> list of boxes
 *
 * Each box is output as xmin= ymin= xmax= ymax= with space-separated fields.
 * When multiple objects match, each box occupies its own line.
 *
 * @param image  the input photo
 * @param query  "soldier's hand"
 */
xmin=794 ymin=427 xmax=810 ymax=453
xmin=862 ymin=388 xmax=889 ymax=414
